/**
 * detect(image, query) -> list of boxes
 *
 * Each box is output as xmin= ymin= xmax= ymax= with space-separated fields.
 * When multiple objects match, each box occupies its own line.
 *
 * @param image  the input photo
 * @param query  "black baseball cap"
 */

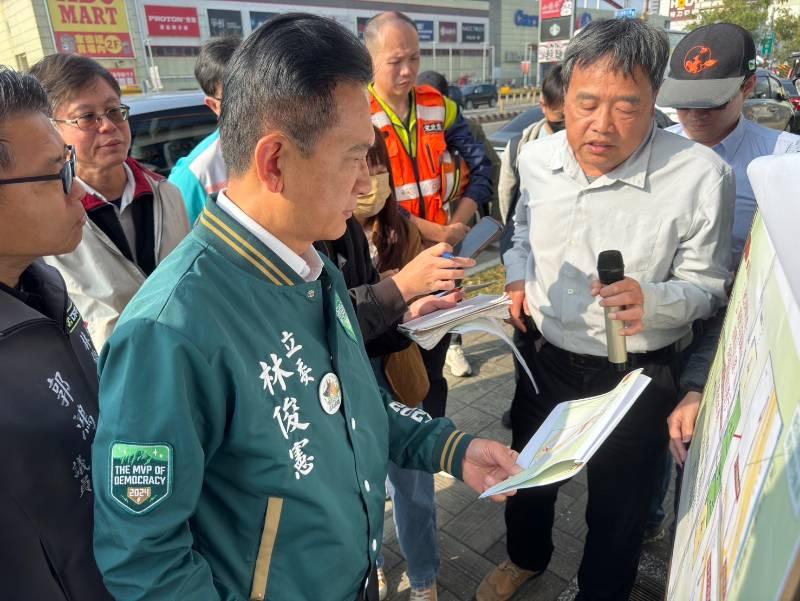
xmin=657 ymin=23 xmax=756 ymax=109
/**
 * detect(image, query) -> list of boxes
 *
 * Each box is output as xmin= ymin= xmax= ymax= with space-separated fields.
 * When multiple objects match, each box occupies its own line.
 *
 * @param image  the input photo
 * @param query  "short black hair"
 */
xmin=541 ymin=64 xmax=565 ymax=107
xmin=562 ymin=19 xmax=668 ymax=93
xmin=364 ymin=11 xmax=418 ymax=52
xmin=195 ymin=36 xmax=241 ymax=97
xmin=417 ymin=71 xmax=448 ymax=96
xmin=0 ymin=67 xmax=50 ymax=172
xmin=220 ymin=13 xmax=373 ymax=175
xmin=29 ymin=53 xmax=121 ymax=114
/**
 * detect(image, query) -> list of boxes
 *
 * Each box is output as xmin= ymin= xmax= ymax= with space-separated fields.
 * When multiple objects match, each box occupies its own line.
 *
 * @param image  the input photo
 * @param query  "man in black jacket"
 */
xmin=0 ymin=67 xmax=111 ymax=600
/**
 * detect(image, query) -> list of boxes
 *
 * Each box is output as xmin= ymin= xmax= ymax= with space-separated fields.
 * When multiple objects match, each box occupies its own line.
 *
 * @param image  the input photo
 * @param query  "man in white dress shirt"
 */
xmin=477 ymin=19 xmax=735 ymax=601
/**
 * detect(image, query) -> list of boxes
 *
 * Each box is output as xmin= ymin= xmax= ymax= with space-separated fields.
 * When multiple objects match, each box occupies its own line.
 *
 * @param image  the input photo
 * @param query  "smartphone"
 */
xmin=454 ymin=216 xmax=504 ymax=259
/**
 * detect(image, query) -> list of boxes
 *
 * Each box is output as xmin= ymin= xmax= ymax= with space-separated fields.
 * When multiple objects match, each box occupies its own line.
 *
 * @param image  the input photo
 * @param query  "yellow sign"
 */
xmin=47 ymin=0 xmax=135 ymax=58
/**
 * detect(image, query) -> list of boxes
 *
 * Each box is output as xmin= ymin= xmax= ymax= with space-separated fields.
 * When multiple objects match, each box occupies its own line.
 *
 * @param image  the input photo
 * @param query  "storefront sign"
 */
xmin=109 ymin=68 xmax=136 ymax=88
xmin=438 ymin=21 xmax=457 ymax=43
xmin=540 ymin=16 xmax=572 ymax=42
xmin=208 ymin=9 xmax=242 ymax=38
xmin=541 ymin=0 xmax=574 ymax=20
xmin=669 ymin=0 xmax=699 ymax=21
xmin=250 ymin=11 xmax=278 ymax=31
xmin=538 ymin=40 xmax=569 ymax=63
xmin=462 ymin=23 xmax=485 ymax=43
xmin=357 ymin=16 xmax=370 ymax=40
xmin=144 ymin=6 xmax=200 ymax=37
xmin=47 ymin=0 xmax=134 ymax=58
xmin=415 ymin=20 xmax=434 ymax=42
xmin=514 ymin=10 xmax=539 ymax=27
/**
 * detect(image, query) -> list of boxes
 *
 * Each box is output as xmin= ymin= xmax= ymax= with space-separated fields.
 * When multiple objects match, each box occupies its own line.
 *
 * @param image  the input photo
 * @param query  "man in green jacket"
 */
xmin=92 ymin=13 xmax=520 ymax=601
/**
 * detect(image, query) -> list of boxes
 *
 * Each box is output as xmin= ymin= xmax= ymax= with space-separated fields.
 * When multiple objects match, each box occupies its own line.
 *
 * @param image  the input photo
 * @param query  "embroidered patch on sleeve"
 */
xmin=110 ymin=442 xmax=172 ymax=514
xmin=334 ymin=293 xmax=357 ymax=341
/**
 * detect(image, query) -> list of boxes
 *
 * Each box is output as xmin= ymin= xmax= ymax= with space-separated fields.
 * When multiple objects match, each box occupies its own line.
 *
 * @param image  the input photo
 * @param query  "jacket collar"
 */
xmin=548 ymin=122 xmax=656 ymax=190
xmin=80 ymin=157 xmax=162 ymax=212
xmin=0 ymin=260 xmax=66 ymax=334
xmin=194 ymin=196 xmax=305 ymax=286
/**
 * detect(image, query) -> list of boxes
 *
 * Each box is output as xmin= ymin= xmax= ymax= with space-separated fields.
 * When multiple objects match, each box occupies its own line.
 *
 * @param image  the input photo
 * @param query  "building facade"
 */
xmin=0 ymin=0 xmax=490 ymax=92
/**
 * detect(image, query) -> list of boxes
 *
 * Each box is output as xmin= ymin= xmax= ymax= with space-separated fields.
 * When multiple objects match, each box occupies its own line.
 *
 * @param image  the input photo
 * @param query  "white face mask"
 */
xmin=354 ymin=172 xmax=391 ymax=220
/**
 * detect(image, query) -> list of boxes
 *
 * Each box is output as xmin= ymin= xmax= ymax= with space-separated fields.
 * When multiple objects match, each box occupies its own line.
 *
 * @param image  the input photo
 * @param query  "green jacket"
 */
xmin=92 ymin=198 xmax=474 ymax=601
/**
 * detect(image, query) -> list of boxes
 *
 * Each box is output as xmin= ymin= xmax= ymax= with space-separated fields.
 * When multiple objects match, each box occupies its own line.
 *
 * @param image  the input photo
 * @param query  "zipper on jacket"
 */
xmin=0 ymin=318 xmax=51 ymax=340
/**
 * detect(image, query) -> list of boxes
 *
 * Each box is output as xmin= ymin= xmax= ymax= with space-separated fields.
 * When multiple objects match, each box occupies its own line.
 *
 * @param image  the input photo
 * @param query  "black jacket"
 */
xmin=316 ymin=217 xmax=410 ymax=357
xmin=0 ymin=261 xmax=111 ymax=601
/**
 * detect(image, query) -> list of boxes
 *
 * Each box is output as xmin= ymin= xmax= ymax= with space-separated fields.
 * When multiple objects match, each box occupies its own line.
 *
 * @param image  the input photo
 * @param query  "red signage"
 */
xmin=439 ymin=21 xmax=457 ymax=43
xmin=541 ymin=0 xmax=573 ymax=20
xmin=109 ymin=68 xmax=136 ymax=88
xmin=144 ymin=5 xmax=200 ymax=37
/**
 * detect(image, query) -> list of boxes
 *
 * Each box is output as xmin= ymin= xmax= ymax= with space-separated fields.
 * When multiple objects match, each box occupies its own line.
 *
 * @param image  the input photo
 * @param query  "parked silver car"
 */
xmin=743 ymin=70 xmax=794 ymax=132
xmin=123 ymin=90 xmax=217 ymax=177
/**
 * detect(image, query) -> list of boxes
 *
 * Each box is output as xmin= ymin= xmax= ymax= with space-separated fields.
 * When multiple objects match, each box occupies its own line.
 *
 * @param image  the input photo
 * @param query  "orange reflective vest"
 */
xmin=369 ymin=85 xmax=469 ymax=225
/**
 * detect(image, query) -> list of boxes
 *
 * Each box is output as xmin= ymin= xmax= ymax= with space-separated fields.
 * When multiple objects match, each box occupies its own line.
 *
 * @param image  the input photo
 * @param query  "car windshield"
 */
xmin=499 ymin=107 xmax=544 ymax=134
xmin=782 ymin=80 xmax=799 ymax=96
xmin=127 ymin=104 xmax=217 ymax=176
xmin=462 ymin=85 xmax=477 ymax=93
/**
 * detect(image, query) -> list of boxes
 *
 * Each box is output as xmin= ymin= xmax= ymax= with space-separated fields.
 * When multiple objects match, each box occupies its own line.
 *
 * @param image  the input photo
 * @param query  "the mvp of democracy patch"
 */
xmin=110 ymin=442 xmax=172 ymax=514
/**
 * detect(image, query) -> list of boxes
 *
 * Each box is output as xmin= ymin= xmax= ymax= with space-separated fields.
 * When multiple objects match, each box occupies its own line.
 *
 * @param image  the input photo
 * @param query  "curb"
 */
xmin=466 ymin=106 xmax=532 ymax=124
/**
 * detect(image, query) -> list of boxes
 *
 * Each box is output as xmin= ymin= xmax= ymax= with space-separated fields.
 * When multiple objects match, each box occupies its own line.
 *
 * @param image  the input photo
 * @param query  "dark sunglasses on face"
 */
xmin=0 ymin=145 xmax=76 ymax=195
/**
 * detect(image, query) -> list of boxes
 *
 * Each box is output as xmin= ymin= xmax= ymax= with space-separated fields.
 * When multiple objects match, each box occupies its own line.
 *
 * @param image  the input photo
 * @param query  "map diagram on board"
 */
xmin=667 ymin=213 xmax=800 ymax=601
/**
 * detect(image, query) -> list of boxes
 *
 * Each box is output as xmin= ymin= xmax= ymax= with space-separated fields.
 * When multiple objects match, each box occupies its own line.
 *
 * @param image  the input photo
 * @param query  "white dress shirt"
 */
xmin=216 ymin=190 xmax=323 ymax=282
xmin=504 ymin=124 xmax=735 ymax=356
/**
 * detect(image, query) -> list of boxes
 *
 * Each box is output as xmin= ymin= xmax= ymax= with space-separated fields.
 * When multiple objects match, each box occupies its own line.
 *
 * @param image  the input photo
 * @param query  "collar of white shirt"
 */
xmin=216 ymin=190 xmax=324 ymax=283
xmin=77 ymin=161 xmax=136 ymax=211
xmin=547 ymin=123 xmax=656 ymax=190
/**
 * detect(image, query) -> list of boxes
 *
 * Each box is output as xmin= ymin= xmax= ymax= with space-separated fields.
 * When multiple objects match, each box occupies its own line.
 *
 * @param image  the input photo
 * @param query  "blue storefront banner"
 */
xmin=415 ymin=20 xmax=434 ymax=41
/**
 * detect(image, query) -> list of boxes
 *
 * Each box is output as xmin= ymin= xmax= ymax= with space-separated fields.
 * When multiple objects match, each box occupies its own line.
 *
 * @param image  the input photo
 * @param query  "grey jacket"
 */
xmin=45 ymin=174 xmax=189 ymax=349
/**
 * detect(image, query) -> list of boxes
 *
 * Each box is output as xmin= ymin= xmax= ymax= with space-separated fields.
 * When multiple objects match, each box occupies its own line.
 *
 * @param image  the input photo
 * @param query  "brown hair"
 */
xmin=367 ymin=127 xmax=413 ymax=272
xmin=29 ymin=54 xmax=121 ymax=114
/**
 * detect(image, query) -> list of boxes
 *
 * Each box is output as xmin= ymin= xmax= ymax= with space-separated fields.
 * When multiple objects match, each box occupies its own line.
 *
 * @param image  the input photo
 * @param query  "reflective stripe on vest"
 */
xmin=369 ymin=85 xmax=462 ymax=226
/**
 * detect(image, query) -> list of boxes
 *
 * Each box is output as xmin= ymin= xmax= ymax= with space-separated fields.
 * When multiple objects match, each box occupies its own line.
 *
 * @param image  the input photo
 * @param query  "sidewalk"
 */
xmin=382 ymin=330 xmax=675 ymax=601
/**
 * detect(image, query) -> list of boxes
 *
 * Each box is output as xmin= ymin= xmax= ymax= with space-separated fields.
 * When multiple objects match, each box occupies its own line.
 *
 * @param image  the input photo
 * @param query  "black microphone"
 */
xmin=597 ymin=250 xmax=627 ymax=372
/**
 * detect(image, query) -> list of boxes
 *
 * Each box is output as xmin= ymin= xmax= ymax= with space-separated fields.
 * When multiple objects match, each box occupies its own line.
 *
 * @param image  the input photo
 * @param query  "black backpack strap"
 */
xmin=504 ymin=132 xmax=524 ymax=226
xmin=500 ymin=132 xmax=525 ymax=261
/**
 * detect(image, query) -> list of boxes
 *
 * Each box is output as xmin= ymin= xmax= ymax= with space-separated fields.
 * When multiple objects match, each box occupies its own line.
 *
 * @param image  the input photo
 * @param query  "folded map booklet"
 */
xmin=480 ymin=369 xmax=651 ymax=498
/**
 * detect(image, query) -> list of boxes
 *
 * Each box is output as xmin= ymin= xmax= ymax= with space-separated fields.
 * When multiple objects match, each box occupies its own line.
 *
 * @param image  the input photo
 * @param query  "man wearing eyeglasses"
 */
xmin=0 ymin=66 xmax=112 ymax=599
xmin=30 ymin=54 xmax=190 ymax=348
xmin=655 ymin=24 xmax=799 ymax=483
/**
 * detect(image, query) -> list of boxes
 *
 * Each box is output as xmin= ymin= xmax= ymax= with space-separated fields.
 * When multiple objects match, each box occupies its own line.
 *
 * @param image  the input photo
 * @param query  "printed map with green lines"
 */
xmin=668 ymin=214 xmax=800 ymax=601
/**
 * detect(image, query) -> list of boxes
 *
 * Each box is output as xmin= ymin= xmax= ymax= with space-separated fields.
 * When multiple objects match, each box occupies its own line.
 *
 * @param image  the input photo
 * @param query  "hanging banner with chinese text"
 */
xmin=47 ymin=0 xmax=135 ymax=59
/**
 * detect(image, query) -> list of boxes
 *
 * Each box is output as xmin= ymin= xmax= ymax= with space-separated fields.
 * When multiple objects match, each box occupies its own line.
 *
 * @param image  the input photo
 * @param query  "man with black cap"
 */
xmin=658 ymin=23 xmax=800 ymax=471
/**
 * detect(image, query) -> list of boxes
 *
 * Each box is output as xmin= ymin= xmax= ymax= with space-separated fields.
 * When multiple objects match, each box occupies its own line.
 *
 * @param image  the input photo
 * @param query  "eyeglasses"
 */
xmin=0 ymin=145 xmax=76 ymax=194
xmin=52 ymin=105 xmax=130 ymax=131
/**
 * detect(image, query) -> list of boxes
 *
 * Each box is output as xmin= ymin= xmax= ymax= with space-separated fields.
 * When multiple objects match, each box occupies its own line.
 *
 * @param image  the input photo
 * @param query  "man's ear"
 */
xmin=742 ymin=75 xmax=757 ymax=99
xmin=254 ymin=133 xmax=287 ymax=194
xmin=203 ymin=96 xmax=222 ymax=118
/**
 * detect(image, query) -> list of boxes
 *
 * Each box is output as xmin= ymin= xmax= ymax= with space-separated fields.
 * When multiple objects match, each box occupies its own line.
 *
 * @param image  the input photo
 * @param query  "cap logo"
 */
xmin=684 ymin=46 xmax=718 ymax=75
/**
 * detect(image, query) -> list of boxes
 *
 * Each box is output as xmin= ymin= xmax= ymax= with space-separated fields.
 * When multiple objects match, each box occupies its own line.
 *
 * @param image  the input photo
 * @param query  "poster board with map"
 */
xmin=667 ymin=154 xmax=800 ymax=601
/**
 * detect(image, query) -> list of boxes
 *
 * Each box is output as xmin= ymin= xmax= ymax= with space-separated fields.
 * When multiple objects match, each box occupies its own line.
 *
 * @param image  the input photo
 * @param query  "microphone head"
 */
xmin=597 ymin=250 xmax=624 ymax=284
